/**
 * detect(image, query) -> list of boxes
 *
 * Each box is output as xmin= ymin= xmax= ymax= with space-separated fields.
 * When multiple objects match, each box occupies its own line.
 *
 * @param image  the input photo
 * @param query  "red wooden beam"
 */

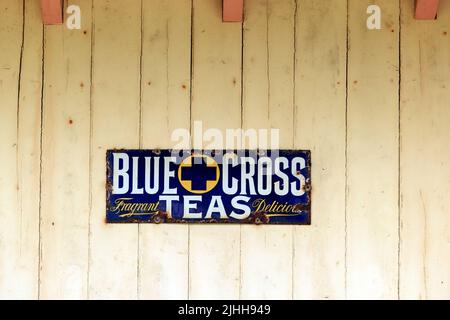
xmin=40 ymin=0 xmax=63 ymax=25
xmin=223 ymin=0 xmax=244 ymax=22
xmin=415 ymin=0 xmax=440 ymax=20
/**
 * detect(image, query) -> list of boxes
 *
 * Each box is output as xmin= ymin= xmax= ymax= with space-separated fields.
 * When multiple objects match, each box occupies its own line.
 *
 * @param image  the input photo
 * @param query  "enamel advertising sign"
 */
xmin=106 ymin=150 xmax=311 ymax=224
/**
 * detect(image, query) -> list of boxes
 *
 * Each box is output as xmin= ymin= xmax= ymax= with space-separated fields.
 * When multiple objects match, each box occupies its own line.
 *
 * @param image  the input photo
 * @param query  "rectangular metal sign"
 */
xmin=106 ymin=149 xmax=311 ymax=224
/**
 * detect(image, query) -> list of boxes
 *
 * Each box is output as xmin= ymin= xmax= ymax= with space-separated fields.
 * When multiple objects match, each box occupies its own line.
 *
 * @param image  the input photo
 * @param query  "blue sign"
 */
xmin=106 ymin=150 xmax=311 ymax=224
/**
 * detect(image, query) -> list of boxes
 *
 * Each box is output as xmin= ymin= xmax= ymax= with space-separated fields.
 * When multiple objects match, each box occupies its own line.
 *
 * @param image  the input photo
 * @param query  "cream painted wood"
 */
xmin=0 ymin=0 xmax=22 ymax=298
xmin=399 ymin=0 xmax=450 ymax=299
xmin=189 ymin=0 xmax=242 ymax=299
xmin=0 ymin=0 xmax=450 ymax=300
xmin=89 ymin=0 xmax=141 ymax=299
xmin=40 ymin=0 xmax=92 ymax=299
xmin=346 ymin=0 xmax=400 ymax=299
xmin=0 ymin=0 xmax=38 ymax=299
xmin=240 ymin=0 xmax=295 ymax=300
xmin=293 ymin=0 xmax=347 ymax=299
xmin=138 ymin=0 xmax=191 ymax=299
xmin=15 ymin=0 xmax=43 ymax=299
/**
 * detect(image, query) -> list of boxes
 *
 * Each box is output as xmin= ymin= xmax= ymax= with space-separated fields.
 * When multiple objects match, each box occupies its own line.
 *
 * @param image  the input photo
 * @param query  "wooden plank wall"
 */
xmin=189 ymin=0 xmax=242 ymax=299
xmin=0 ymin=0 xmax=41 ymax=299
xmin=293 ymin=0 xmax=347 ymax=299
xmin=346 ymin=0 xmax=400 ymax=299
xmin=0 ymin=0 xmax=449 ymax=299
xmin=139 ymin=0 xmax=191 ymax=300
xmin=40 ymin=0 xmax=92 ymax=299
xmin=400 ymin=0 xmax=450 ymax=299
xmin=241 ymin=0 xmax=295 ymax=299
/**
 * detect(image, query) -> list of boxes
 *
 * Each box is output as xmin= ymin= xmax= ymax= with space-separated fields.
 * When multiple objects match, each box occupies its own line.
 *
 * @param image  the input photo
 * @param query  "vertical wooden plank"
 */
xmin=40 ymin=0 xmax=92 ymax=299
xmin=347 ymin=0 xmax=399 ymax=299
xmin=138 ymin=0 xmax=191 ymax=299
xmin=0 ymin=0 xmax=39 ymax=300
xmin=293 ymin=0 xmax=347 ymax=299
xmin=240 ymin=0 xmax=295 ymax=299
xmin=89 ymin=0 xmax=141 ymax=299
xmin=189 ymin=0 xmax=242 ymax=299
xmin=400 ymin=0 xmax=450 ymax=299
xmin=0 ymin=0 xmax=23 ymax=299
xmin=15 ymin=0 xmax=44 ymax=300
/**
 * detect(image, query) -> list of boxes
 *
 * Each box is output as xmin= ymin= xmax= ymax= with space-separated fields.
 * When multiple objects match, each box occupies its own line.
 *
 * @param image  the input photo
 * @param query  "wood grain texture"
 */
xmin=293 ymin=0 xmax=347 ymax=299
xmin=89 ymin=0 xmax=141 ymax=299
xmin=400 ymin=0 xmax=450 ymax=299
xmin=347 ymin=0 xmax=399 ymax=299
xmin=0 ymin=0 xmax=22 ymax=298
xmin=0 ymin=0 xmax=449 ymax=300
xmin=0 ymin=0 xmax=39 ymax=300
xmin=240 ymin=0 xmax=295 ymax=300
xmin=189 ymin=0 xmax=242 ymax=299
xmin=40 ymin=0 xmax=92 ymax=299
xmin=15 ymin=0 xmax=43 ymax=299
xmin=138 ymin=0 xmax=191 ymax=299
